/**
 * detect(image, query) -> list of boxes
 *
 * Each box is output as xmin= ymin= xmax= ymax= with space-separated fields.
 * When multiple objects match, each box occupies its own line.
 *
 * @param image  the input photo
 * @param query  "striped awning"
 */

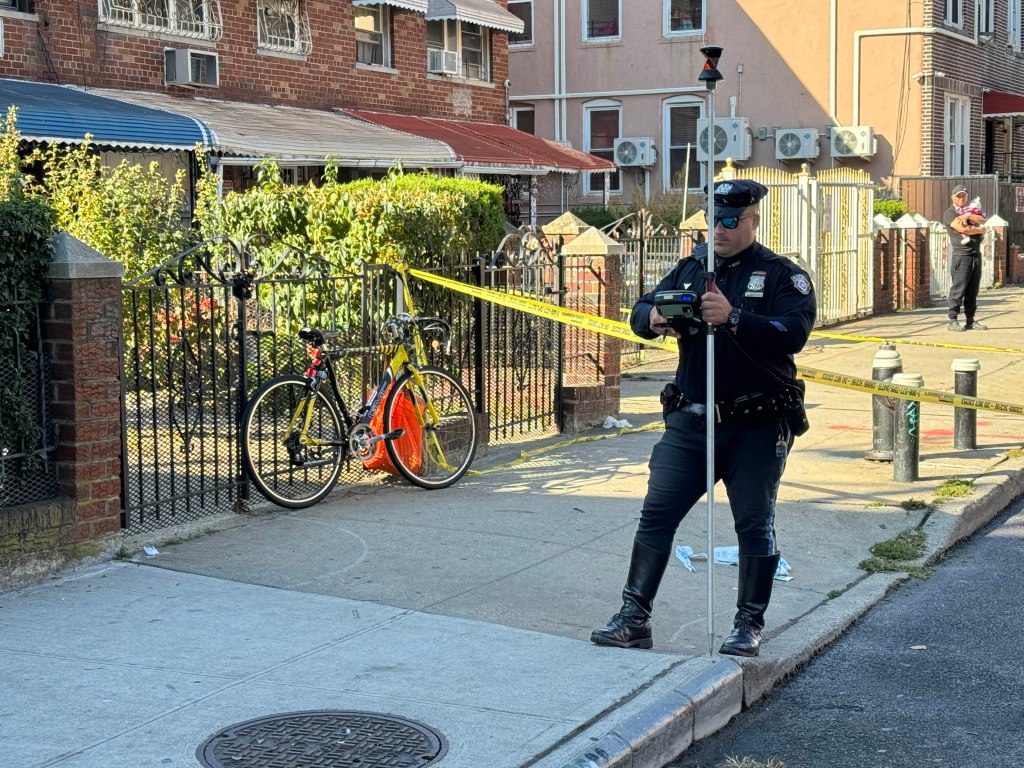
xmin=92 ymin=89 xmax=459 ymax=168
xmin=344 ymin=109 xmax=615 ymax=175
xmin=352 ymin=0 xmax=428 ymax=12
xmin=0 ymin=78 xmax=208 ymax=151
xmin=426 ymin=0 xmax=524 ymax=33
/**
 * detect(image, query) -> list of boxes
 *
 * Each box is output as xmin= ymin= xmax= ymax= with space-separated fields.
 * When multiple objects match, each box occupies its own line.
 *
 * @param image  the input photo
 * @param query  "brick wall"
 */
xmin=0 ymin=1 xmax=510 ymax=121
xmin=925 ymin=3 xmax=1024 ymax=176
xmin=0 ymin=235 xmax=124 ymax=591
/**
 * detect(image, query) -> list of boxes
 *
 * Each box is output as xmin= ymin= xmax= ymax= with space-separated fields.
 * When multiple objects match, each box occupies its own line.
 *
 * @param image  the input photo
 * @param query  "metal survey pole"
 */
xmin=699 ymin=44 xmax=723 ymax=657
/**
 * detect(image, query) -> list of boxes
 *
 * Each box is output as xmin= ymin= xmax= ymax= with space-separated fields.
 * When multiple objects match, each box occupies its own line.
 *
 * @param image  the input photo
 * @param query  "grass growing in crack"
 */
xmin=719 ymin=758 xmax=788 ymax=768
xmin=900 ymin=498 xmax=929 ymax=511
xmin=1006 ymin=447 xmax=1023 ymax=459
xmin=859 ymin=528 xmax=933 ymax=579
xmin=827 ymin=589 xmax=843 ymax=600
xmin=932 ymin=477 xmax=974 ymax=503
xmin=115 ymin=546 xmax=133 ymax=561
xmin=866 ymin=500 xmax=884 ymax=508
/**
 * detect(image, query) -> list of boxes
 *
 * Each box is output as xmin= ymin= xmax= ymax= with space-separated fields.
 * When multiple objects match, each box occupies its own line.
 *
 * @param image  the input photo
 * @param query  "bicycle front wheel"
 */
xmin=383 ymin=366 xmax=477 ymax=489
xmin=242 ymin=375 xmax=346 ymax=509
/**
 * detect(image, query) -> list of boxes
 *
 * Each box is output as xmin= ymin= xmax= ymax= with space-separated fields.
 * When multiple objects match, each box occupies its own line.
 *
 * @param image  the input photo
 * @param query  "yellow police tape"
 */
xmin=407 ymin=268 xmax=676 ymax=352
xmin=797 ymin=366 xmax=1024 ymax=415
xmin=809 ymin=330 xmax=1024 ymax=355
xmin=406 ymin=268 xmax=1024 ymax=417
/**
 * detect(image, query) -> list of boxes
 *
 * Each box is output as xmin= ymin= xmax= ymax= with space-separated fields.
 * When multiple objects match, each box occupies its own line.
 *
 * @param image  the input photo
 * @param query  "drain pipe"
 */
xmin=852 ymin=25 xmax=978 ymax=125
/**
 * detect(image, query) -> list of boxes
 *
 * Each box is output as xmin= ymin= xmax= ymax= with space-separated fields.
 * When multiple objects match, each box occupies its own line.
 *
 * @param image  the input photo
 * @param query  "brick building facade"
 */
xmin=0 ymin=0 xmax=513 ymax=122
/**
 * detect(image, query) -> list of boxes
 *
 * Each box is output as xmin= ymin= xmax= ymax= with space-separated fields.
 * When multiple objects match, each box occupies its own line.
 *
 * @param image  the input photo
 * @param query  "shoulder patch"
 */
xmin=791 ymin=273 xmax=812 ymax=295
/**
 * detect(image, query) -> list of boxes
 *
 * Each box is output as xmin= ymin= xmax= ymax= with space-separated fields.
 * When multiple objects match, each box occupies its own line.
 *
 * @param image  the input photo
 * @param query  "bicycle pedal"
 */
xmin=383 ymin=429 xmax=405 ymax=441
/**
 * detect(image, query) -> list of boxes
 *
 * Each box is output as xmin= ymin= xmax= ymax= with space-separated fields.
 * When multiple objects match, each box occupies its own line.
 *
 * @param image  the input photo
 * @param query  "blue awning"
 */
xmin=0 ymin=78 xmax=209 ymax=151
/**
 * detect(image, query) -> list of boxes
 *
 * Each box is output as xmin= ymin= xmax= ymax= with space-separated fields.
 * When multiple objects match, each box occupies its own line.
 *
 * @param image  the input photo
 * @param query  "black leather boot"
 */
xmin=591 ymin=540 xmax=670 ymax=649
xmin=719 ymin=553 xmax=780 ymax=657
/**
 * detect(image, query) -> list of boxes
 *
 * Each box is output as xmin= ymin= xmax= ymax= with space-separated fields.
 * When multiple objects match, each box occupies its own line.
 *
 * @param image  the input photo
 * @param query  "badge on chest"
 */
xmin=745 ymin=271 xmax=766 ymax=297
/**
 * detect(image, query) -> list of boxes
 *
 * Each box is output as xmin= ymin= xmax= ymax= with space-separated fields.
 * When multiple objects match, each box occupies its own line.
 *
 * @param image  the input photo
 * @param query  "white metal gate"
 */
xmin=928 ymin=222 xmax=996 ymax=298
xmin=717 ymin=161 xmax=874 ymax=326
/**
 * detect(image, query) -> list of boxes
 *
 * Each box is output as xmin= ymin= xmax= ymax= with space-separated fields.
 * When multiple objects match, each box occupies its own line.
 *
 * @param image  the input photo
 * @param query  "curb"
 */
xmin=542 ymin=460 xmax=1024 ymax=768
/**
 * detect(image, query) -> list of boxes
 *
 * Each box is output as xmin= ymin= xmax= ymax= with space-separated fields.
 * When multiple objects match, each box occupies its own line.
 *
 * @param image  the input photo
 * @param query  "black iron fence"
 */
xmin=0 ymin=291 xmax=57 ymax=507
xmin=120 ymin=237 xmax=574 ymax=533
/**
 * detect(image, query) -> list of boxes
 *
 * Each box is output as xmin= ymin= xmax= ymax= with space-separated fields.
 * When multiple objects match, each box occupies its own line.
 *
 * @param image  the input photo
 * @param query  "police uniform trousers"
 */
xmin=948 ymin=252 xmax=983 ymax=323
xmin=635 ymin=408 xmax=789 ymax=557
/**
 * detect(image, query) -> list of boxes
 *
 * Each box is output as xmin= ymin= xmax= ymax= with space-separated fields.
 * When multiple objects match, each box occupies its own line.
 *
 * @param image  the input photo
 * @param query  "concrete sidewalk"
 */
xmin=3 ymin=287 xmax=1024 ymax=768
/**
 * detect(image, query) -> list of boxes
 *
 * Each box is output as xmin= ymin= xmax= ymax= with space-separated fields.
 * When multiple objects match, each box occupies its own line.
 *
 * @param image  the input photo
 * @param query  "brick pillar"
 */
xmin=873 ymin=228 xmax=895 ymax=314
xmin=43 ymin=233 xmax=125 ymax=545
xmin=558 ymin=227 xmax=624 ymax=433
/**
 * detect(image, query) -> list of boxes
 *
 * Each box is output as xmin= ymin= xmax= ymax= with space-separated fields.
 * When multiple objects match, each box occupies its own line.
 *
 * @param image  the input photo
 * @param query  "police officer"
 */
xmin=591 ymin=180 xmax=816 ymax=657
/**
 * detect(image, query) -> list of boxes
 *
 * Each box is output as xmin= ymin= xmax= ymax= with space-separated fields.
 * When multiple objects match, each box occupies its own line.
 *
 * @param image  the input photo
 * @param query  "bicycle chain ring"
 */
xmin=348 ymin=423 xmax=377 ymax=460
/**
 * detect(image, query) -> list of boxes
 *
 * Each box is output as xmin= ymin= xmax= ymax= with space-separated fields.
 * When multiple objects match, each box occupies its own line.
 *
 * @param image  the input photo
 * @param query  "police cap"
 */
xmin=711 ymin=179 xmax=769 ymax=217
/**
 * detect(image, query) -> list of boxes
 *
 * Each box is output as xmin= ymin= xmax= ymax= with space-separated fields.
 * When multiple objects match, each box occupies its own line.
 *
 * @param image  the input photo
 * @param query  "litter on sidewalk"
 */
xmin=675 ymin=545 xmax=793 ymax=581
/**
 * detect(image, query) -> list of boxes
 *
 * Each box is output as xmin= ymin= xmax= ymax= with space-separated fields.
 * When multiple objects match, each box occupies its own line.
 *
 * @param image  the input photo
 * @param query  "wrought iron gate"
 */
xmin=120 ymin=238 xmax=392 ymax=534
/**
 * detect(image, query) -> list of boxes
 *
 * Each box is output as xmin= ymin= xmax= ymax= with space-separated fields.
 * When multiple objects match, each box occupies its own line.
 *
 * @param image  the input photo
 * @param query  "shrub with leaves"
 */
xmin=0 ymin=109 xmax=56 ymax=481
xmin=30 ymin=137 xmax=193 ymax=282
xmin=874 ymin=197 xmax=910 ymax=221
xmin=197 ymin=161 xmax=506 ymax=271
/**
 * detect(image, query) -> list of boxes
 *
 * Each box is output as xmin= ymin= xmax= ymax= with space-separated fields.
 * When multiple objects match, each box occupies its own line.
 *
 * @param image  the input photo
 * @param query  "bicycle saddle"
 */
xmin=298 ymin=327 xmax=340 ymax=346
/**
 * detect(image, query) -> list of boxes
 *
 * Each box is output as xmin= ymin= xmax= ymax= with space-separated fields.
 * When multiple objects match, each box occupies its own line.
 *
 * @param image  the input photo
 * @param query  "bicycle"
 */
xmin=240 ymin=312 xmax=478 ymax=509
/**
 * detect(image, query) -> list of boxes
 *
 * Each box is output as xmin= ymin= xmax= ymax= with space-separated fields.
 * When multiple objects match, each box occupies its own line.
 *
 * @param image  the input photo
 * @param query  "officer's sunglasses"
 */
xmin=713 ymin=212 xmax=756 ymax=230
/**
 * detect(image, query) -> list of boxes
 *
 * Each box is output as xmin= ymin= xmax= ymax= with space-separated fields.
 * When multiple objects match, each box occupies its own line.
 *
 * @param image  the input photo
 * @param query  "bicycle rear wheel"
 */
xmin=383 ymin=366 xmax=477 ymax=489
xmin=242 ymin=375 xmax=346 ymax=509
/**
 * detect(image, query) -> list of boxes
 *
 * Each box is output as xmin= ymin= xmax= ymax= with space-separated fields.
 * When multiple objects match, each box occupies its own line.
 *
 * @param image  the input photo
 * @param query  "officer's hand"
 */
xmin=649 ymin=306 xmax=681 ymax=338
xmin=700 ymin=283 xmax=733 ymax=325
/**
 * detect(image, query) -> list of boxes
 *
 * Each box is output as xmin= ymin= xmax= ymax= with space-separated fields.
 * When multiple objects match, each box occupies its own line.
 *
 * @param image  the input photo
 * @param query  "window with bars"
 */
xmin=100 ymin=0 xmax=221 ymax=40
xmin=584 ymin=101 xmax=621 ymax=193
xmin=584 ymin=0 xmax=619 ymax=39
xmin=355 ymin=4 xmax=391 ymax=66
xmin=508 ymin=0 xmax=532 ymax=45
xmin=257 ymin=0 xmax=311 ymax=55
xmin=666 ymin=0 xmax=702 ymax=33
xmin=426 ymin=19 xmax=491 ymax=81
xmin=665 ymin=102 xmax=701 ymax=191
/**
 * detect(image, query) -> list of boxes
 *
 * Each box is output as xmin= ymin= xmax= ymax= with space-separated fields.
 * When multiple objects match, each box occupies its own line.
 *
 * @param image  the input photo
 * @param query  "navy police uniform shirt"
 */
xmin=629 ymin=241 xmax=817 ymax=404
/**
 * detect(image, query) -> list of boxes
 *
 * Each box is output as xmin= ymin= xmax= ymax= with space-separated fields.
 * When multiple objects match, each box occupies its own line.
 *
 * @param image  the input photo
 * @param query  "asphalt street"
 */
xmin=669 ymin=494 xmax=1024 ymax=768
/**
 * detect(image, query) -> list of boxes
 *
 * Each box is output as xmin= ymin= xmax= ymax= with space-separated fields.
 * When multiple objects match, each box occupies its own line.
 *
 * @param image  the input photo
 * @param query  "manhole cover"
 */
xmin=197 ymin=710 xmax=448 ymax=767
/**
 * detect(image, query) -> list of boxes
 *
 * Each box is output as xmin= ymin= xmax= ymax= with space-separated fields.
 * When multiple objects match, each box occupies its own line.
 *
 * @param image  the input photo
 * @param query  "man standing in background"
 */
xmin=943 ymin=184 xmax=988 ymax=332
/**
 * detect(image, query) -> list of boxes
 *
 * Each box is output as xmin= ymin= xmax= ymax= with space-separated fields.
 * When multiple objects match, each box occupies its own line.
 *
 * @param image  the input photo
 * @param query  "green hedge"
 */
xmin=199 ymin=163 xmax=507 ymax=271
xmin=0 ymin=177 xmax=56 ymax=476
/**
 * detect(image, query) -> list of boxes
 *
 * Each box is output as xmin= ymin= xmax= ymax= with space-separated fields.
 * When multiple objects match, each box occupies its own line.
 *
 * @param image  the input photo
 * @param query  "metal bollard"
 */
xmin=865 ymin=342 xmax=903 ymax=462
xmin=951 ymin=358 xmax=981 ymax=450
xmin=892 ymin=373 xmax=924 ymax=482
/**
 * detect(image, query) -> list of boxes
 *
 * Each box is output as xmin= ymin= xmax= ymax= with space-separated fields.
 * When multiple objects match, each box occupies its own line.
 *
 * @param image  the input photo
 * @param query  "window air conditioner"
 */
xmin=613 ymin=137 xmax=657 ymax=167
xmin=164 ymin=48 xmax=219 ymax=88
xmin=774 ymin=128 xmax=821 ymax=161
xmin=830 ymin=125 xmax=877 ymax=159
xmin=696 ymin=117 xmax=751 ymax=162
xmin=427 ymin=49 xmax=460 ymax=75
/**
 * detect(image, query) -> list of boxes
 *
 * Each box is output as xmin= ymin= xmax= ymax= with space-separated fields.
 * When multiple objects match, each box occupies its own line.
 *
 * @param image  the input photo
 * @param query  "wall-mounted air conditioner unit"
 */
xmin=774 ymin=128 xmax=820 ymax=161
xmin=696 ymin=117 xmax=751 ymax=162
xmin=613 ymin=137 xmax=657 ymax=167
xmin=830 ymin=125 xmax=877 ymax=159
xmin=427 ymin=49 xmax=460 ymax=75
xmin=164 ymin=48 xmax=218 ymax=87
